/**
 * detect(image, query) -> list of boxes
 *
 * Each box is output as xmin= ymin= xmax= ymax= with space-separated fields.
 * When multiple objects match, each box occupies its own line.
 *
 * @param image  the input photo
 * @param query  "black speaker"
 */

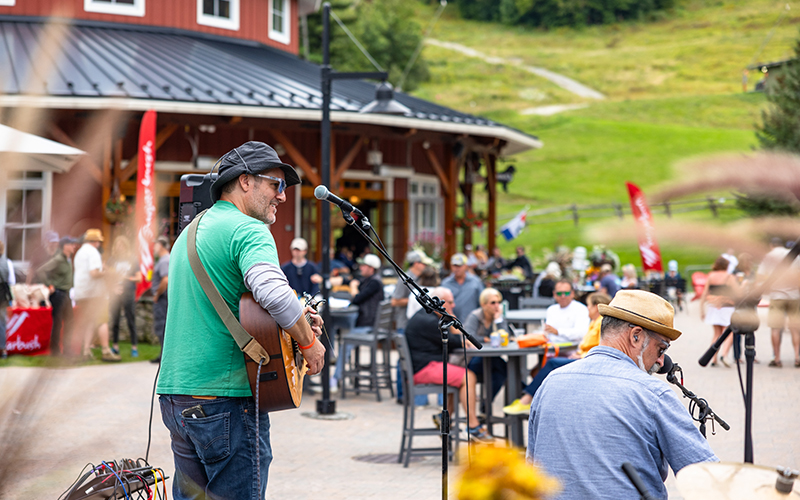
xmin=179 ymin=173 xmax=217 ymax=233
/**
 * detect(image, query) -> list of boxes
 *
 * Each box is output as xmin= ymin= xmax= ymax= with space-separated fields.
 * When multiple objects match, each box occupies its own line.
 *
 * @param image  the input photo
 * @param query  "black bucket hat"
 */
xmin=210 ymin=141 xmax=301 ymax=202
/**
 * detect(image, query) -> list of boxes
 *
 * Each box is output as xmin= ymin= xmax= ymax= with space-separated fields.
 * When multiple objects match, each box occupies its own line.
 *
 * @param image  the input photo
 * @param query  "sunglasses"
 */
xmin=486 ymin=301 xmax=501 ymax=305
xmin=254 ymin=174 xmax=287 ymax=194
xmin=555 ymin=291 xmax=572 ymax=297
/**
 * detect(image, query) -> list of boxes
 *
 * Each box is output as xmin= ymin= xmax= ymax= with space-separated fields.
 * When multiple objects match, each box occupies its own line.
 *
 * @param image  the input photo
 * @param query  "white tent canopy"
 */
xmin=0 ymin=123 xmax=86 ymax=173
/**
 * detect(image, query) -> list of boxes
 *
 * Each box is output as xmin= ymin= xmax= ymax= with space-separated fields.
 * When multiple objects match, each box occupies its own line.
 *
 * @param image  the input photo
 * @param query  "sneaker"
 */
xmin=101 ymin=350 xmax=122 ymax=362
xmin=503 ymin=399 xmax=532 ymax=416
xmin=131 ymin=347 xmax=138 ymax=358
xmin=432 ymin=413 xmax=441 ymax=430
xmin=467 ymin=425 xmax=493 ymax=443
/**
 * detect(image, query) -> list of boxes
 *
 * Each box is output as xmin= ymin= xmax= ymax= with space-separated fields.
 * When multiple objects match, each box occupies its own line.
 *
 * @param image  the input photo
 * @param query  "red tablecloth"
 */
xmin=5 ymin=307 xmax=52 ymax=356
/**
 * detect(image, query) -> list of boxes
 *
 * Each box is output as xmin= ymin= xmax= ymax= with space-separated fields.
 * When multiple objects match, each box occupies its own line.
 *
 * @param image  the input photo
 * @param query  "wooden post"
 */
xmin=572 ymin=204 xmax=579 ymax=226
xmin=485 ymin=153 xmax=497 ymax=257
xmin=101 ymin=134 xmax=113 ymax=241
xmin=444 ymin=147 xmax=458 ymax=267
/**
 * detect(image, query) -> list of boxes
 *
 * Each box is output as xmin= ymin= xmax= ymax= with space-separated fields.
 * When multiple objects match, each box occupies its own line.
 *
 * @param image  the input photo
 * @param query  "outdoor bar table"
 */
xmin=453 ymin=341 xmax=545 ymax=447
xmin=505 ymin=308 xmax=548 ymax=333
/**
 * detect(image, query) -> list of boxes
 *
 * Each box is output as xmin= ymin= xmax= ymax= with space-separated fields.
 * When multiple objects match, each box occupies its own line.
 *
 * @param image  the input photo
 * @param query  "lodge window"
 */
xmin=1 ymin=171 xmax=52 ymax=271
xmin=197 ymin=0 xmax=240 ymax=31
xmin=0 ymin=0 xmax=16 ymax=6
xmin=84 ymin=0 xmax=145 ymax=17
xmin=408 ymin=177 xmax=441 ymax=246
xmin=269 ymin=0 xmax=290 ymax=45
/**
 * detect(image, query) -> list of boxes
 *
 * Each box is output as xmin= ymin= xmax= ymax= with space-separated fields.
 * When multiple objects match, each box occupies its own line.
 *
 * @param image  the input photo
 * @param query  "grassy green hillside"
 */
xmin=408 ymin=0 xmax=796 ymax=270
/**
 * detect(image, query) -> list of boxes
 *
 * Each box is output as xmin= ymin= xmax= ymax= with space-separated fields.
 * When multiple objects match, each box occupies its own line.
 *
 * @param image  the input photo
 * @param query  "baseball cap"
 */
xmin=451 ymin=253 xmax=468 ymax=266
xmin=358 ymin=254 xmax=382 ymax=270
xmin=290 ymin=238 xmax=308 ymax=251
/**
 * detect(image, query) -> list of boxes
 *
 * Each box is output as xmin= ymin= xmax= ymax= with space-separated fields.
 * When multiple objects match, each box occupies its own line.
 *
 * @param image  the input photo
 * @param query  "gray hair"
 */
xmin=431 ymin=286 xmax=452 ymax=301
xmin=600 ymin=316 xmax=657 ymax=339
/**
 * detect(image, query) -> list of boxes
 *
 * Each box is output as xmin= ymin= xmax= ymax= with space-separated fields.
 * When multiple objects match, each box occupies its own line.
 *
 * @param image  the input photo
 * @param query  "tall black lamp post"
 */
xmin=317 ymin=2 xmax=409 ymax=414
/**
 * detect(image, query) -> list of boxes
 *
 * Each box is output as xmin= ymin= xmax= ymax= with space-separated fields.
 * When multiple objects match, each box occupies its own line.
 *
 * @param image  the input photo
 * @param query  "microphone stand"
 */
xmin=332 ymin=205 xmax=481 ymax=500
xmin=664 ymin=362 xmax=730 ymax=438
xmin=697 ymin=235 xmax=800 ymax=462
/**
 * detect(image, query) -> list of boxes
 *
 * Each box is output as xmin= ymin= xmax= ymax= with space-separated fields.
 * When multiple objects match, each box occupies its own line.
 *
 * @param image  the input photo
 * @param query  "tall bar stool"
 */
xmin=339 ymin=300 xmax=394 ymax=401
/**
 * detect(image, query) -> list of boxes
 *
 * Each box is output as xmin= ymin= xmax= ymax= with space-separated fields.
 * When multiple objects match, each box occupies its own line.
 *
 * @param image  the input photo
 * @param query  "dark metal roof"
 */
xmin=0 ymin=17 xmax=528 ymax=133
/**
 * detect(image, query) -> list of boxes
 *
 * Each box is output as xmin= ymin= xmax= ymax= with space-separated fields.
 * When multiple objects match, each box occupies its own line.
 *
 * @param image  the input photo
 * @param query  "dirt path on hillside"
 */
xmin=427 ymin=39 xmax=606 ymax=100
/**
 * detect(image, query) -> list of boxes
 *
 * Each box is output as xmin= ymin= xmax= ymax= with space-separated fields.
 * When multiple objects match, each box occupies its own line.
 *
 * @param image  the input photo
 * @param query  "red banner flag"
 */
xmin=135 ymin=110 xmax=157 ymax=299
xmin=626 ymin=182 xmax=663 ymax=273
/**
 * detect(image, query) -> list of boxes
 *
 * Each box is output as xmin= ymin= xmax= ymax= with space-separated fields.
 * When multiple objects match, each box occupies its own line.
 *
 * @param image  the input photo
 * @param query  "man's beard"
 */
xmin=247 ymin=195 xmax=276 ymax=225
xmin=637 ymin=336 xmax=661 ymax=375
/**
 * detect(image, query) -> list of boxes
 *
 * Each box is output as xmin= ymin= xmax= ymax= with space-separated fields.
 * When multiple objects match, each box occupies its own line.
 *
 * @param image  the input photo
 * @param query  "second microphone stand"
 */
xmin=664 ymin=361 xmax=730 ymax=438
xmin=334 ymin=206 xmax=482 ymax=500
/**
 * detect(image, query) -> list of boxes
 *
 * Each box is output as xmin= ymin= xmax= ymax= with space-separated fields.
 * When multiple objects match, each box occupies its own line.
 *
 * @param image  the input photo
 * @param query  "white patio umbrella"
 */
xmin=0 ymin=123 xmax=86 ymax=173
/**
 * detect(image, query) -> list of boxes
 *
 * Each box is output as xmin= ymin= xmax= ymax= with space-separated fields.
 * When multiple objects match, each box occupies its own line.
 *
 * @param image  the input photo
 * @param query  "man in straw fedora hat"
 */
xmin=527 ymin=290 xmax=717 ymax=500
xmin=73 ymin=228 xmax=121 ymax=362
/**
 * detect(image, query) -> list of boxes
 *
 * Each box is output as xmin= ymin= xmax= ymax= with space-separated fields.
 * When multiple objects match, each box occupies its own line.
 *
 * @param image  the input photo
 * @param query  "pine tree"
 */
xmin=757 ymin=36 xmax=800 ymax=153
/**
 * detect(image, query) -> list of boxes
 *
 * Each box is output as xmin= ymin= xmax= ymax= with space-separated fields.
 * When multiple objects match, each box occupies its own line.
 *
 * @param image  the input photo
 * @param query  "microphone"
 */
xmin=314 ymin=185 xmax=357 ymax=214
xmin=657 ymin=354 xmax=673 ymax=375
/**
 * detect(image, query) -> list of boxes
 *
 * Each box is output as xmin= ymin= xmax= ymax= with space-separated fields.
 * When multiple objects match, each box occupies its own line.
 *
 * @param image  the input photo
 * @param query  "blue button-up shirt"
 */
xmin=527 ymin=346 xmax=717 ymax=500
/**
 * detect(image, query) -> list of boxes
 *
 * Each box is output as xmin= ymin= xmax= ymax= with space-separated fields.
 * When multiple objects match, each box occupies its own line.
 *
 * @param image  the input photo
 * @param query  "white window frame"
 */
xmin=84 ymin=0 xmax=145 ymax=17
xmin=268 ymin=0 xmax=291 ymax=45
xmin=197 ymin=0 xmax=240 ymax=31
xmin=0 ymin=0 xmax=17 ymax=7
xmin=408 ymin=174 xmax=442 ymax=241
xmin=0 ymin=170 xmax=53 ymax=272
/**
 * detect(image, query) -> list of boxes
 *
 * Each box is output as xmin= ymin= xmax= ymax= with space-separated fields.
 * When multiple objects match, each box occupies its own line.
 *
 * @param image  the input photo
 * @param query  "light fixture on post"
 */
xmin=360 ymin=81 xmax=411 ymax=115
xmin=317 ymin=2 xmax=389 ymax=417
xmin=366 ymin=140 xmax=383 ymax=175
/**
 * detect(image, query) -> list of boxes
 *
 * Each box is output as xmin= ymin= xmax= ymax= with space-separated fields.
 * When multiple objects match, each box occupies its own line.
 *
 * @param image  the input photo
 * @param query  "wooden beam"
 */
xmin=333 ymin=135 xmax=365 ymax=187
xmin=48 ymin=124 xmax=102 ymax=184
xmin=119 ymin=123 xmax=179 ymax=183
xmin=101 ymin=134 xmax=112 ymax=240
xmin=424 ymin=147 xmax=450 ymax=197
xmin=444 ymin=150 xmax=459 ymax=267
xmin=485 ymin=152 xmax=497 ymax=257
xmin=269 ymin=129 xmax=321 ymax=187
xmin=113 ymin=138 xmax=123 ymax=183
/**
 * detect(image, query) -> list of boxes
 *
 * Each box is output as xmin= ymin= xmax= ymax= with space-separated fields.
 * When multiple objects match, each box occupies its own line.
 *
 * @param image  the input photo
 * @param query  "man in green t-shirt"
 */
xmin=157 ymin=141 xmax=325 ymax=500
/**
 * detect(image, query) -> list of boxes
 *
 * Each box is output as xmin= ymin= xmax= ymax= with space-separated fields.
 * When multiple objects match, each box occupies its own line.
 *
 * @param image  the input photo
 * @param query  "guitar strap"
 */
xmin=186 ymin=209 xmax=270 ymax=364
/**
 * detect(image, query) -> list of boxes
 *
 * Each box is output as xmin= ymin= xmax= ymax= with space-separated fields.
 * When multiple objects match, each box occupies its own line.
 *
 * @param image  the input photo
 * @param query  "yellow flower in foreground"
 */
xmin=457 ymin=444 xmax=560 ymax=500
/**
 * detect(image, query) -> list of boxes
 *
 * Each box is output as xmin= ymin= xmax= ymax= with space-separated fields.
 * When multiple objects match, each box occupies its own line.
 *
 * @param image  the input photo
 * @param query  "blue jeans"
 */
xmin=159 ymin=395 xmax=272 ymax=500
xmin=467 ymin=357 xmax=508 ymax=402
xmin=523 ymin=357 xmax=575 ymax=398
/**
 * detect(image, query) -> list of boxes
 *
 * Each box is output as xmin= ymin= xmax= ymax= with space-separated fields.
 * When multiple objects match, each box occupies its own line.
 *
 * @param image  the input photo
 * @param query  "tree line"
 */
xmin=454 ymin=0 xmax=677 ymax=28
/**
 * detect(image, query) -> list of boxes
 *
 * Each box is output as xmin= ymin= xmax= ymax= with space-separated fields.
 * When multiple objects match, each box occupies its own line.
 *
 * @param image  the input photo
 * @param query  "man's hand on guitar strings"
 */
xmin=304 ymin=306 xmax=324 ymax=337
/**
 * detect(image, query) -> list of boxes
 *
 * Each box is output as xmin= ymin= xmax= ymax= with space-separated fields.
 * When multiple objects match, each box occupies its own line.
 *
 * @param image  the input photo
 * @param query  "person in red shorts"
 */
xmin=404 ymin=286 xmax=491 ymax=442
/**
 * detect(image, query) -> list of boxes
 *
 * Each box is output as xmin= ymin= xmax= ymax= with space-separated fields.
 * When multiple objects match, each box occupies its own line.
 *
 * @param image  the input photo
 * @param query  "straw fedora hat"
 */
xmin=83 ymin=228 xmax=104 ymax=242
xmin=598 ymin=289 xmax=682 ymax=340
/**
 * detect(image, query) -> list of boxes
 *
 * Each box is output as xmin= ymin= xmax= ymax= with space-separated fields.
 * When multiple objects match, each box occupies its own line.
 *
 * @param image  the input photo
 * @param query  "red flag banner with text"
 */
xmin=135 ymin=110 xmax=157 ymax=299
xmin=626 ymin=182 xmax=663 ymax=273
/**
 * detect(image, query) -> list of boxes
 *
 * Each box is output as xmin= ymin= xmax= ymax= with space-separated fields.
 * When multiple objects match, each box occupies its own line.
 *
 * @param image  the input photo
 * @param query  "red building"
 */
xmin=0 ymin=0 xmax=541 ymax=272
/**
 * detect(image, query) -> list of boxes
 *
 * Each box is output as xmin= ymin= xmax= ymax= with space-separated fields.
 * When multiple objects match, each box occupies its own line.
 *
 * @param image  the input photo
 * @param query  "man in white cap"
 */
xmin=281 ymin=237 xmax=322 ymax=297
xmin=442 ymin=253 xmax=484 ymax=322
xmin=527 ymin=290 xmax=717 ymax=500
xmin=156 ymin=141 xmax=325 ymax=499
xmin=348 ymin=253 xmax=385 ymax=329
xmin=391 ymin=250 xmax=430 ymax=334
xmin=333 ymin=253 xmax=385 ymax=388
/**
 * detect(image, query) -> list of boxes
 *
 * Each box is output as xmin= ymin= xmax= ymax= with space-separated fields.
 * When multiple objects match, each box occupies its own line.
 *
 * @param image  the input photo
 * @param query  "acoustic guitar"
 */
xmin=239 ymin=292 xmax=322 ymax=413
